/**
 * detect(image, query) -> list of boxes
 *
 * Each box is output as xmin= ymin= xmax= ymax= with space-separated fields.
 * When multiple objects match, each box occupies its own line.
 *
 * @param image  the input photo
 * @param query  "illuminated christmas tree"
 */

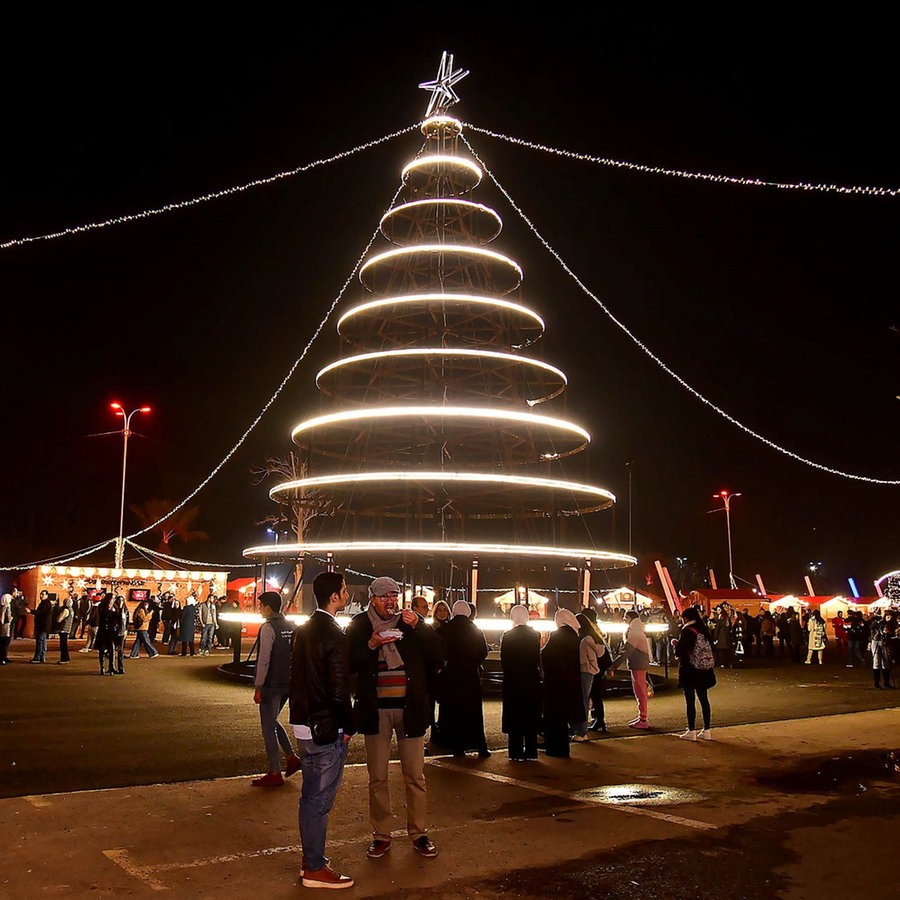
xmin=245 ymin=53 xmax=635 ymax=611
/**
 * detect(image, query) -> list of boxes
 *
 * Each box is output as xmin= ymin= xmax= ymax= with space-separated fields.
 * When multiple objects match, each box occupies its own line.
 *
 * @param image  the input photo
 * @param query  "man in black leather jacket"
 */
xmin=288 ymin=571 xmax=356 ymax=890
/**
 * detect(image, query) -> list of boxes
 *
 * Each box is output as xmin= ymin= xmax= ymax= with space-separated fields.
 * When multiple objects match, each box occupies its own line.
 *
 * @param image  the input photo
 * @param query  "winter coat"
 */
xmin=541 ymin=624 xmax=583 ymax=730
xmin=807 ymin=618 xmax=827 ymax=652
xmin=436 ymin=615 xmax=489 ymax=751
xmin=674 ymin=624 xmax=718 ymax=690
xmin=500 ymin=622 xmax=542 ymax=736
xmin=179 ymin=602 xmax=197 ymax=642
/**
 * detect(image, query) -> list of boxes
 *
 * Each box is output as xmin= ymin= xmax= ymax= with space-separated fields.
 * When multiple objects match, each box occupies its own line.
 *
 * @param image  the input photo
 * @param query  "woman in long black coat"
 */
xmin=500 ymin=604 xmax=542 ymax=760
xmin=540 ymin=608 xmax=583 ymax=757
xmin=437 ymin=599 xmax=491 ymax=758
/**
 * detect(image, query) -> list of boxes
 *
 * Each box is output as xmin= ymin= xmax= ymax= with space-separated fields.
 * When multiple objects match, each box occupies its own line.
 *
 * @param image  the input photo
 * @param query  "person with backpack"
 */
xmin=672 ymin=605 xmax=717 ymax=741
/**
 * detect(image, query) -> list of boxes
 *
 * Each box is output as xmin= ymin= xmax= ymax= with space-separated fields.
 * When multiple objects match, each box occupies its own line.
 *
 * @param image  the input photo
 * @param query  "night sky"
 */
xmin=2 ymin=17 xmax=897 ymax=597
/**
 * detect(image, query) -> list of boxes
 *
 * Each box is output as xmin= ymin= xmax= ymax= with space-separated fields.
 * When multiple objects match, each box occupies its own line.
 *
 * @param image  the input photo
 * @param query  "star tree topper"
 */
xmin=419 ymin=51 xmax=469 ymax=118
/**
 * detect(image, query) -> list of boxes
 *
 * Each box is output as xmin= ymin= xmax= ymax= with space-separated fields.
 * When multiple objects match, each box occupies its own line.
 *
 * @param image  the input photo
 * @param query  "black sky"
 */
xmin=2 ymin=16 xmax=897 ymax=596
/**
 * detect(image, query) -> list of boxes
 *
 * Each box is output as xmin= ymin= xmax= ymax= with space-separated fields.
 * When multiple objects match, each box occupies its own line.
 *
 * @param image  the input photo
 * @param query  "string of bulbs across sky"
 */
xmin=3 ymin=58 xmax=898 ymax=576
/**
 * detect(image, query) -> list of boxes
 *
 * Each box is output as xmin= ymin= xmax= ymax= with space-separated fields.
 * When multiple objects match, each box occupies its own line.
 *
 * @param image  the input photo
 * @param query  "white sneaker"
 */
xmin=677 ymin=730 xmax=698 ymax=741
xmin=697 ymin=729 xmax=712 ymax=741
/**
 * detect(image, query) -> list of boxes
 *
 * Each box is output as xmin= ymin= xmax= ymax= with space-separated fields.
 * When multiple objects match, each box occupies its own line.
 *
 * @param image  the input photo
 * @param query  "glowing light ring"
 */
xmin=337 ymin=293 xmax=545 ymax=335
xmin=420 ymin=115 xmax=463 ymax=137
xmin=401 ymin=154 xmax=482 ymax=184
xmin=291 ymin=405 xmax=591 ymax=445
xmin=269 ymin=471 xmax=614 ymax=507
xmin=315 ymin=348 xmax=567 ymax=392
xmin=243 ymin=540 xmax=636 ymax=568
xmin=360 ymin=244 xmax=523 ymax=282
xmin=380 ymin=199 xmax=502 ymax=243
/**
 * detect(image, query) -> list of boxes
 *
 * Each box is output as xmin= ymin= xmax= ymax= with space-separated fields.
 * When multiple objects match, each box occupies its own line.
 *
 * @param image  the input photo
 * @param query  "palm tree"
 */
xmin=128 ymin=499 xmax=209 ymax=555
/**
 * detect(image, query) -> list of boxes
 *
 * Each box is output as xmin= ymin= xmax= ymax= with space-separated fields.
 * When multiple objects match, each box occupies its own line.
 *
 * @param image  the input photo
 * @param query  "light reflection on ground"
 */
xmin=575 ymin=783 xmax=705 ymax=806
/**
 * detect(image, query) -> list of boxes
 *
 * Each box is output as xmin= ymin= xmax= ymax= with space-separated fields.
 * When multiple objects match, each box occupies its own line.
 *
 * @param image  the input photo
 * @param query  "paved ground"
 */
xmin=2 ymin=636 xmax=900 ymax=898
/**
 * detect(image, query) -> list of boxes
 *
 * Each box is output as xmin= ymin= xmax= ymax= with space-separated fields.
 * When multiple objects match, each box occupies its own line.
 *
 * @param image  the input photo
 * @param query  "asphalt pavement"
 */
xmin=2 ymin=635 xmax=900 ymax=898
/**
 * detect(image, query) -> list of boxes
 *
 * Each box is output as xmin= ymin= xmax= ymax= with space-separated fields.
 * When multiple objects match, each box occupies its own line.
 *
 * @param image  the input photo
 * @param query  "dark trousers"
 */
xmin=589 ymin=675 xmax=606 ymax=727
xmin=508 ymin=730 xmax=538 ymax=760
xmin=13 ymin=615 xmax=27 ymax=639
xmin=683 ymin=685 xmax=711 ymax=730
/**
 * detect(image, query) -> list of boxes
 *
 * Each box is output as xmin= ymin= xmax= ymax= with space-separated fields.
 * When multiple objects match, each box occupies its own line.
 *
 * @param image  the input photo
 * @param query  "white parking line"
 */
xmin=427 ymin=758 xmax=717 ymax=830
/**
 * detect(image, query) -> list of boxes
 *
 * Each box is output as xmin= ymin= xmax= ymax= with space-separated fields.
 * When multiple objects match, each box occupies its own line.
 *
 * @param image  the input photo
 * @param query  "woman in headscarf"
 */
xmin=437 ymin=599 xmax=491 ymax=758
xmin=672 ymin=605 xmax=717 ymax=740
xmin=540 ymin=608 xmax=583 ymax=757
xmin=610 ymin=610 xmax=652 ymax=729
xmin=500 ymin=604 xmax=542 ymax=760
xmin=572 ymin=612 xmax=609 ymax=740
xmin=431 ymin=599 xmax=451 ymax=632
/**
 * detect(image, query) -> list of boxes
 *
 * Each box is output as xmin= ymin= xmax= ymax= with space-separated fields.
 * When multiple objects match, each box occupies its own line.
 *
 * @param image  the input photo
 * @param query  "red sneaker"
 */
xmin=284 ymin=753 xmax=302 ymax=778
xmin=251 ymin=771 xmax=284 ymax=787
xmin=301 ymin=865 xmax=354 ymax=889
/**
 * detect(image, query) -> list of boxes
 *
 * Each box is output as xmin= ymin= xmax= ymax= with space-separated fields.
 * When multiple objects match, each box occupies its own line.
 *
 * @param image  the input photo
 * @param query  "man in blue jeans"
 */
xmin=289 ymin=571 xmax=356 ymax=890
xmin=251 ymin=592 xmax=301 ymax=787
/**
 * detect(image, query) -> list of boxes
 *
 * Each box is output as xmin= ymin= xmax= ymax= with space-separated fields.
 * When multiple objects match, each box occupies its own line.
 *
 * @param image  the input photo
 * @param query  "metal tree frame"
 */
xmin=245 ymin=65 xmax=635 ymax=604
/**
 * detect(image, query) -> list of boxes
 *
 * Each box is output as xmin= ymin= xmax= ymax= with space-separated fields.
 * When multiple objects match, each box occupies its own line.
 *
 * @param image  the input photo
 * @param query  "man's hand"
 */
xmin=367 ymin=631 xmax=398 ymax=650
xmin=399 ymin=609 xmax=418 ymax=627
xmin=253 ymin=688 xmax=262 ymax=704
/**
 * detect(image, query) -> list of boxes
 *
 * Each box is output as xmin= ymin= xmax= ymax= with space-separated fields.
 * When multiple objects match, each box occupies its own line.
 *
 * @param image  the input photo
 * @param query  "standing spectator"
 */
xmin=540 ymin=608 xmax=583 ymax=756
xmin=582 ymin=607 xmax=611 ymax=732
xmin=846 ymin=610 xmax=868 ymax=667
xmin=11 ymin=588 xmax=29 ymax=640
xmin=289 ymin=571 xmax=356 ymax=890
xmin=147 ymin=594 xmax=162 ymax=644
xmin=129 ymin=599 xmax=160 ymax=659
xmin=110 ymin=595 xmax=130 ymax=674
xmin=572 ymin=612 xmax=607 ymax=741
xmin=805 ymin=609 xmax=827 ymax=664
xmin=346 ymin=575 xmax=446 ymax=861
xmin=251 ymin=591 xmax=300 ymax=786
xmin=830 ymin=610 xmax=848 ymax=662
xmin=95 ymin=594 xmax=116 ymax=675
xmin=70 ymin=592 xmax=88 ymax=639
xmin=179 ymin=595 xmax=198 ymax=657
xmin=787 ymin=611 xmax=804 ymax=663
xmin=870 ymin=619 xmax=894 ymax=689
xmin=500 ymin=604 xmax=542 ymax=760
xmin=713 ymin=608 xmax=734 ymax=669
xmin=776 ymin=610 xmax=790 ymax=658
xmin=744 ymin=607 xmax=761 ymax=657
xmin=437 ymin=599 xmax=490 ymax=758
xmin=0 ymin=591 xmax=12 ymax=664
xmin=166 ymin=597 xmax=182 ymax=654
xmin=731 ymin=611 xmax=748 ymax=667
xmin=610 ymin=609 xmax=653 ymax=729
xmin=29 ymin=590 xmax=53 ymax=664
xmin=198 ymin=593 xmax=218 ymax=656
xmin=760 ymin=610 xmax=776 ymax=656
xmin=672 ymin=606 xmax=717 ymax=740
xmin=431 ymin=599 xmax=451 ymax=629
xmin=160 ymin=593 xmax=176 ymax=647
xmin=410 ymin=595 xmax=430 ymax=618
xmin=80 ymin=595 xmax=101 ymax=653
xmin=54 ymin=597 xmax=73 ymax=664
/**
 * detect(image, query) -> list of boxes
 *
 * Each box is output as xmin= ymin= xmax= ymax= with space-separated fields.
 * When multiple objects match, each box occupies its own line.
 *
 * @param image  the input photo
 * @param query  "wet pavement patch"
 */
xmin=575 ymin=783 xmax=705 ymax=806
xmin=757 ymin=750 xmax=900 ymax=795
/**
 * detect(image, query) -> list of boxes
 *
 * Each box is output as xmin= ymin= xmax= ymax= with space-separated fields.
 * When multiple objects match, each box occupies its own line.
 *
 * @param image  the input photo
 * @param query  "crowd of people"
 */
xmin=0 ymin=586 xmax=244 ymax=671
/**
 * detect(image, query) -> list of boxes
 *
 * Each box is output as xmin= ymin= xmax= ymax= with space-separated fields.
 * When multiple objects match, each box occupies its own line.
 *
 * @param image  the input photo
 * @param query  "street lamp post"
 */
xmin=711 ymin=490 xmax=741 ymax=589
xmin=111 ymin=402 xmax=151 ymax=569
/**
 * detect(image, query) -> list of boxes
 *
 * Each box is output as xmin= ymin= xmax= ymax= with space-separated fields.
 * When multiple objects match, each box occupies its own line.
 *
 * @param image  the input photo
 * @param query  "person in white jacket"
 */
xmin=610 ymin=611 xmax=652 ymax=729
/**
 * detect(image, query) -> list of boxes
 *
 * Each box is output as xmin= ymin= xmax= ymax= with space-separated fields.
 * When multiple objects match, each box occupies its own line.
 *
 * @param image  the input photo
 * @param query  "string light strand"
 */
xmin=462 ymin=135 xmax=900 ymax=485
xmin=0 ymin=125 xmax=418 ymax=251
xmin=466 ymin=124 xmax=900 ymax=197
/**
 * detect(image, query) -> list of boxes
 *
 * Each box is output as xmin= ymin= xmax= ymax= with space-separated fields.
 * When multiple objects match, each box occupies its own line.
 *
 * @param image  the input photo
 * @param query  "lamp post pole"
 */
xmin=111 ymin=402 xmax=151 ymax=569
xmin=712 ymin=490 xmax=741 ymax=589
